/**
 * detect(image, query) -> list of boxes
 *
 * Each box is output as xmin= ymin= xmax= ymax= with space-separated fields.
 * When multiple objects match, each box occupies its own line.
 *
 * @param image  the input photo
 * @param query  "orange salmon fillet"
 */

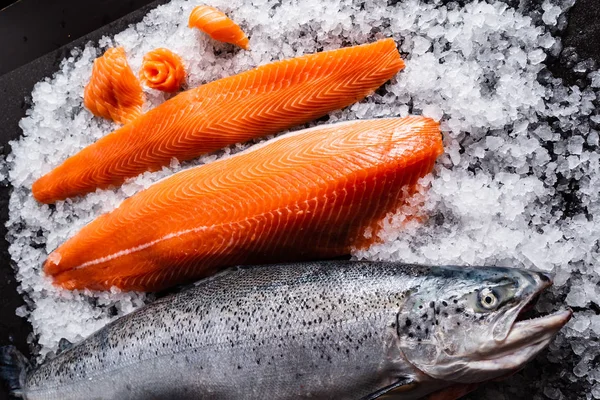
xmin=83 ymin=47 xmax=144 ymax=124
xmin=188 ymin=5 xmax=249 ymax=49
xmin=140 ymin=48 xmax=186 ymax=93
xmin=32 ymin=39 xmax=404 ymax=203
xmin=44 ymin=116 xmax=444 ymax=292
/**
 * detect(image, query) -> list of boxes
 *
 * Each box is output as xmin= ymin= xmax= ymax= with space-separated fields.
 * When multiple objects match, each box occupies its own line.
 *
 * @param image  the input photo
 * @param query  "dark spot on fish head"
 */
xmin=396 ymin=296 xmax=437 ymax=343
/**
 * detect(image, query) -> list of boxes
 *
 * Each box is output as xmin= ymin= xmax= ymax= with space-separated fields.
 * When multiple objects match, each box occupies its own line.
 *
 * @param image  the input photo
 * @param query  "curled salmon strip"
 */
xmin=188 ymin=5 xmax=249 ymax=50
xmin=140 ymin=48 xmax=186 ymax=93
xmin=83 ymin=47 xmax=144 ymax=124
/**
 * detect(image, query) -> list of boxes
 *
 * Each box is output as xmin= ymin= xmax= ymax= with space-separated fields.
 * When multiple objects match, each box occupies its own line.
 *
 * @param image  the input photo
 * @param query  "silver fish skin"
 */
xmin=3 ymin=261 xmax=571 ymax=400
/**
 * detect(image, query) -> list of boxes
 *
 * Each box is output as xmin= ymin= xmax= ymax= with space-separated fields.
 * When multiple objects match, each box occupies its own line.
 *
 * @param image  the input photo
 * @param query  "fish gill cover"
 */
xmin=2 ymin=0 xmax=599 ymax=398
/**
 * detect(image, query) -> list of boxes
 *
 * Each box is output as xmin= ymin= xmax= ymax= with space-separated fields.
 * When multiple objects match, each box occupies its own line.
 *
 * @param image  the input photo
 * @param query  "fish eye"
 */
xmin=478 ymin=288 xmax=498 ymax=310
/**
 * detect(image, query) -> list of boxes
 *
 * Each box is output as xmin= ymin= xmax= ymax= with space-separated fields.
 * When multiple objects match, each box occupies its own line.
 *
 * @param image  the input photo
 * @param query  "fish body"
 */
xmin=44 ymin=116 xmax=443 ymax=292
xmin=32 ymin=39 xmax=404 ymax=203
xmin=83 ymin=47 xmax=144 ymax=124
xmin=1 ymin=261 xmax=571 ymax=399
xmin=140 ymin=48 xmax=186 ymax=92
xmin=189 ymin=5 xmax=250 ymax=49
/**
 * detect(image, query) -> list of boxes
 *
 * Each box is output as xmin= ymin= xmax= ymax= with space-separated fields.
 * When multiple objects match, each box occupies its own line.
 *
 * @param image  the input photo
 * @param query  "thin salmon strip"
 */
xmin=140 ymin=48 xmax=186 ymax=93
xmin=83 ymin=47 xmax=144 ymax=124
xmin=44 ymin=116 xmax=443 ymax=292
xmin=32 ymin=39 xmax=404 ymax=204
xmin=188 ymin=5 xmax=249 ymax=49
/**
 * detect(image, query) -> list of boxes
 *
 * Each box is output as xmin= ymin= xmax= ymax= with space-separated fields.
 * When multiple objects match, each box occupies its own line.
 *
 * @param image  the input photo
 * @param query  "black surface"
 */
xmin=0 ymin=0 xmax=16 ymax=11
xmin=0 ymin=0 xmax=161 ymax=75
xmin=0 ymin=1 xmax=166 ymax=399
xmin=561 ymin=0 xmax=600 ymax=62
xmin=0 ymin=0 xmax=598 ymax=399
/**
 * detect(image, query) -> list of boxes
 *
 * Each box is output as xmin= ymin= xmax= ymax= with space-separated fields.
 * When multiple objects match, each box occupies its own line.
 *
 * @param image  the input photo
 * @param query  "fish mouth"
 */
xmin=492 ymin=271 xmax=553 ymax=341
xmin=512 ymin=308 xmax=572 ymax=334
xmin=497 ymin=308 xmax=571 ymax=363
xmin=509 ymin=272 xmax=564 ymax=335
xmin=514 ymin=293 xmax=542 ymax=322
xmin=469 ymin=308 xmax=571 ymax=374
xmin=485 ymin=271 xmax=571 ymax=370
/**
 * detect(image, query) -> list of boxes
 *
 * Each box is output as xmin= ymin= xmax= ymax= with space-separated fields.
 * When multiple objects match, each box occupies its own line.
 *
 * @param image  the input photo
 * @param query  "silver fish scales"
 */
xmin=1 ymin=261 xmax=571 ymax=399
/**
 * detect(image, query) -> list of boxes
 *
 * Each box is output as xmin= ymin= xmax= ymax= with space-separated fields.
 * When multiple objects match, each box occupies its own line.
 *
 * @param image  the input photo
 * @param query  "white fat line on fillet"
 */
xmin=67 ymin=152 xmax=411 ymax=272
xmin=68 ymin=188 xmax=330 ymax=271
xmin=70 ymin=226 xmax=209 ymax=271
xmin=65 ymin=119 xmax=429 ymax=271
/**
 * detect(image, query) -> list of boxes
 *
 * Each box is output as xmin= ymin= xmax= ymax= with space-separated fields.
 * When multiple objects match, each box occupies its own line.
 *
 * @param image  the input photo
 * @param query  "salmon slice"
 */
xmin=83 ymin=47 xmax=144 ymax=124
xmin=188 ymin=5 xmax=249 ymax=50
xmin=44 ymin=116 xmax=444 ymax=292
xmin=32 ymin=39 xmax=404 ymax=204
xmin=140 ymin=48 xmax=186 ymax=93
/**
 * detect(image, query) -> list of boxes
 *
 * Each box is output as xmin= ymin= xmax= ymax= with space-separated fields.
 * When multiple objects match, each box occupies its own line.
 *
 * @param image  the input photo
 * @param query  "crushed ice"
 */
xmin=4 ymin=0 xmax=599 ymax=397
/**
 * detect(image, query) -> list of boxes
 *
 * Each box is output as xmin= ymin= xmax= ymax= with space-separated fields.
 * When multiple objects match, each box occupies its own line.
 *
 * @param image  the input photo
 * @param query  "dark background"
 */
xmin=0 ymin=0 xmax=168 ymax=76
xmin=0 ymin=0 xmax=598 ymax=398
xmin=0 ymin=1 xmax=163 ymax=398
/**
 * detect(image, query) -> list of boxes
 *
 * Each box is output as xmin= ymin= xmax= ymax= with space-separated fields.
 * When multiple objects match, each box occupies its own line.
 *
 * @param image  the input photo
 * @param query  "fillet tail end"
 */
xmin=31 ymin=176 xmax=53 ymax=204
xmin=0 ymin=346 xmax=28 ymax=398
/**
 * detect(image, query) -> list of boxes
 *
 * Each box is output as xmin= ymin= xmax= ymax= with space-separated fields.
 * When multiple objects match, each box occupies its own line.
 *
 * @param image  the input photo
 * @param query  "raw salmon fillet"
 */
xmin=188 ymin=5 xmax=249 ymax=50
xmin=44 ymin=116 xmax=443 ymax=292
xmin=32 ymin=39 xmax=404 ymax=204
xmin=83 ymin=47 xmax=144 ymax=124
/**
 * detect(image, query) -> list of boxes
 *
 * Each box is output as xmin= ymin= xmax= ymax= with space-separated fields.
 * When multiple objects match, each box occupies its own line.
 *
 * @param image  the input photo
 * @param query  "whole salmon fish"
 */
xmin=32 ymin=39 xmax=404 ymax=203
xmin=44 ymin=116 xmax=443 ymax=292
xmin=0 ymin=261 xmax=571 ymax=399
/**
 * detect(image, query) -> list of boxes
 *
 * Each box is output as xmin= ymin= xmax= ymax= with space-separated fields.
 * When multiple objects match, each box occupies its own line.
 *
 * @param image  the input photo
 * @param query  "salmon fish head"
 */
xmin=395 ymin=266 xmax=571 ymax=384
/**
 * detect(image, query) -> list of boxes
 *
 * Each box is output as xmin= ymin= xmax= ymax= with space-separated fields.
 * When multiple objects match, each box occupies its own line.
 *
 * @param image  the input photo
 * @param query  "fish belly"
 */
xmin=23 ymin=326 xmax=398 ymax=400
xmin=32 ymin=39 xmax=404 ymax=203
xmin=44 ymin=116 xmax=443 ymax=291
